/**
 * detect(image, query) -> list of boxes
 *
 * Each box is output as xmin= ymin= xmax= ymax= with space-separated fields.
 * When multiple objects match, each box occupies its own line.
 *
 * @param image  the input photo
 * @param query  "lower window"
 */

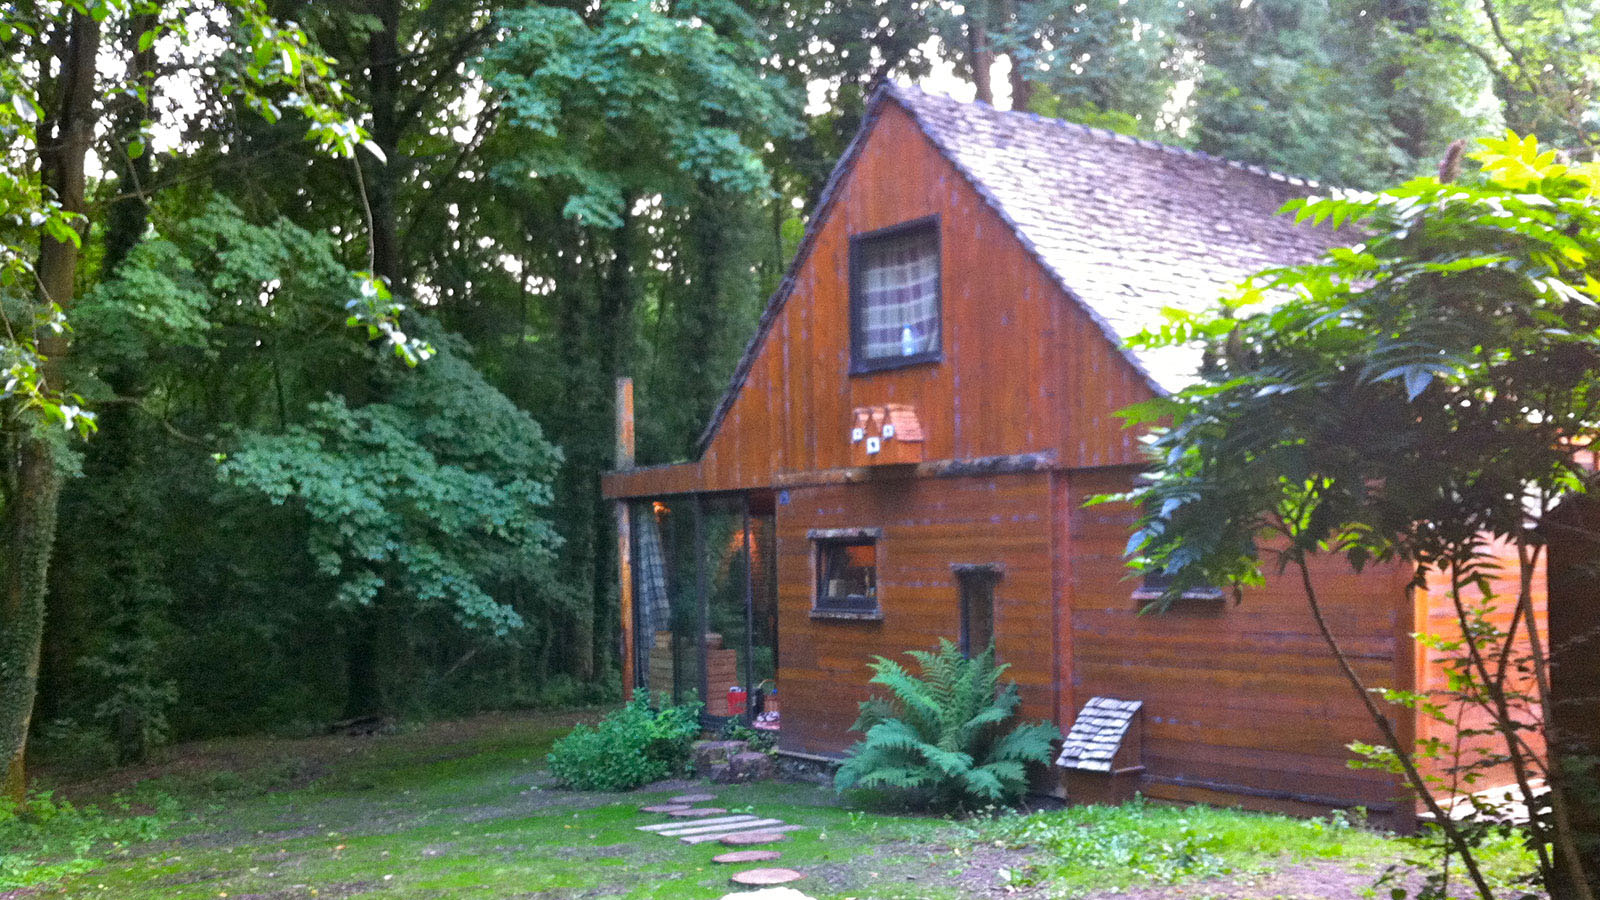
xmin=811 ymin=530 xmax=881 ymax=619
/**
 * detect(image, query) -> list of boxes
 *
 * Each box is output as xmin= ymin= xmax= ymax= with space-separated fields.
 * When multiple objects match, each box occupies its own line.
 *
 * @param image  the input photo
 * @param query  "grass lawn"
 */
xmin=1 ymin=710 xmax=1533 ymax=899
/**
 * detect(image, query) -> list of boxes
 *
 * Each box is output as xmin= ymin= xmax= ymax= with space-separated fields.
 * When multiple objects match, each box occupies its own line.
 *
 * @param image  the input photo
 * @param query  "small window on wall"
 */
xmin=1133 ymin=568 xmax=1225 ymax=606
xmin=954 ymin=565 xmax=1000 ymax=657
xmin=850 ymin=217 xmax=941 ymax=373
xmin=810 ymin=528 xmax=882 ymax=620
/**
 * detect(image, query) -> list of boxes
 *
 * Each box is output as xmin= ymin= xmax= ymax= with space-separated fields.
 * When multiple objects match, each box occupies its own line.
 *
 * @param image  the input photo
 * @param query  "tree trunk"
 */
xmin=1002 ymin=0 xmax=1032 ymax=110
xmin=343 ymin=604 xmax=383 ymax=719
xmin=2 ymin=9 xmax=98 ymax=805
xmin=968 ymin=19 xmax=995 ymax=105
xmin=1 ymin=441 xmax=62 ymax=804
xmin=363 ymin=0 xmax=404 ymax=291
xmin=104 ymin=11 xmax=157 ymax=276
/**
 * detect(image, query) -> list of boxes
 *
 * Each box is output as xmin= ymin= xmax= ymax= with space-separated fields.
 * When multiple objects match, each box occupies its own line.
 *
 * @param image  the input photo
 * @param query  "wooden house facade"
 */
xmin=601 ymin=84 xmax=1539 ymax=827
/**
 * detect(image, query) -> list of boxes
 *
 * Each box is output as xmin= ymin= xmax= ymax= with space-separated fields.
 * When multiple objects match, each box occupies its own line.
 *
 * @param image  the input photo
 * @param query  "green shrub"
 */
xmin=834 ymin=639 xmax=1057 ymax=811
xmin=0 ymin=790 xmax=174 ymax=889
xmin=545 ymin=694 xmax=701 ymax=791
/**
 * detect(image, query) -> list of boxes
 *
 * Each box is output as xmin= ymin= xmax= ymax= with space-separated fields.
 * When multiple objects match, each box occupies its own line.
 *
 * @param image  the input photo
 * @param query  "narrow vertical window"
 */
xmin=954 ymin=564 xmax=1000 ymax=657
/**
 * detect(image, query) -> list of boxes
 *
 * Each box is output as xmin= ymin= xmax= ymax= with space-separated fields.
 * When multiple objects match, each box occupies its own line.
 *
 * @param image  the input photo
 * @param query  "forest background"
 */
xmin=3 ymin=0 xmax=1595 ymax=779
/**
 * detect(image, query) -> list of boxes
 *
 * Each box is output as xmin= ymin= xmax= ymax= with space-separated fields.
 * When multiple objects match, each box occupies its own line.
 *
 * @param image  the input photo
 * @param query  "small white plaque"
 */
xmin=881 ymin=423 xmax=895 ymax=439
xmin=850 ymin=426 xmax=864 ymax=442
xmin=865 ymin=436 xmax=881 ymax=454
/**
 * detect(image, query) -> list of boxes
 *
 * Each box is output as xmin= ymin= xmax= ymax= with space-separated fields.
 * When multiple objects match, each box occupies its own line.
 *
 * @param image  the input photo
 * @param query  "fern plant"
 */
xmin=834 ymin=639 xmax=1058 ymax=811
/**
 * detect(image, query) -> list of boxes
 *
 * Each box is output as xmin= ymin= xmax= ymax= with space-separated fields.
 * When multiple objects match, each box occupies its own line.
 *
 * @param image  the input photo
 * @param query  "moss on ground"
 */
xmin=4 ymin=711 xmax=1531 ymax=899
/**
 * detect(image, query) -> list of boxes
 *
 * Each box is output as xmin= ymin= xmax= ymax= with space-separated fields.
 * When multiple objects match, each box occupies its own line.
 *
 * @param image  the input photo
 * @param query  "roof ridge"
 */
xmin=885 ymin=81 xmax=1321 ymax=190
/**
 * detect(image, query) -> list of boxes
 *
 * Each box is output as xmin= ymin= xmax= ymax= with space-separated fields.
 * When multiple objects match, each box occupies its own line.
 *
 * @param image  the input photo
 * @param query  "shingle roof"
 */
xmin=1057 ymin=696 xmax=1143 ymax=772
xmin=694 ymin=82 xmax=1339 ymax=453
xmin=885 ymin=83 xmax=1337 ymax=394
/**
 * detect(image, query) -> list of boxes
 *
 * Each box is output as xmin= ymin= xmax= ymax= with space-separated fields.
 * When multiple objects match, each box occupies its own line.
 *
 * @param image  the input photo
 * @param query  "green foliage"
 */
xmin=0 ymin=790 xmax=173 ymax=890
xmin=482 ymin=0 xmax=798 ymax=228
xmin=718 ymin=718 xmax=776 ymax=754
xmin=834 ymin=640 xmax=1056 ymax=811
xmin=1118 ymin=132 xmax=1600 ymax=897
xmin=219 ymin=339 xmax=565 ymax=635
xmin=545 ymin=695 xmax=702 ymax=791
xmin=1122 ymin=132 xmax=1600 ymax=602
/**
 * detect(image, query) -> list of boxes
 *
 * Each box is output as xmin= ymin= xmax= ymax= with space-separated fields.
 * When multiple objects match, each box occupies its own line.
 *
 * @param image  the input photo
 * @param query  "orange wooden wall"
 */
xmin=1063 ymin=467 xmax=1418 ymax=821
xmin=773 ymin=472 xmax=1056 ymax=756
xmin=682 ymin=100 xmax=1152 ymax=497
xmin=1415 ymin=540 xmax=1549 ymax=800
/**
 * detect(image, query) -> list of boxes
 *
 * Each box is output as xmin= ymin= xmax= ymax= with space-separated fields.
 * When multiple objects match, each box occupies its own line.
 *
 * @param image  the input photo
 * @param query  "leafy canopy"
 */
xmin=835 ymin=640 xmax=1057 ymax=811
xmin=218 ymin=341 xmax=564 ymax=635
xmin=1120 ymin=131 xmax=1600 ymax=606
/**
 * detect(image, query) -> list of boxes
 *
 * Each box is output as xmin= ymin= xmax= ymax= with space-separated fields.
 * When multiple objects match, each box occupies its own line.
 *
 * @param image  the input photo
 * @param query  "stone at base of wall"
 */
xmin=712 ymin=751 xmax=776 ymax=783
xmin=774 ymin=751 xmax=840 ymax=786
xmin=692 ymin=740 xmax=747 ymax=773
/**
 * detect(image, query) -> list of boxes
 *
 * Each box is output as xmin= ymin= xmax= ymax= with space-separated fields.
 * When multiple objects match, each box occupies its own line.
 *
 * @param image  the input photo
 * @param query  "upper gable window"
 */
xmin=849 ymin=216 xmax=942 ymax=373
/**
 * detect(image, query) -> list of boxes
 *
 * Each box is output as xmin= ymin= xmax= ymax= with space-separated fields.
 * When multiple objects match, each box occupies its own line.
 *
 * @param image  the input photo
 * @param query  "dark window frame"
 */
xmin=809 ymin=527 xmax=884 ymax=621
xmin=848 ymin=215 xmax=943 ymax=375
xmin=1132 ymin=568 xmax=1226 ymax=606
xmin=953 ymin=563 xmax=1001 ymax=658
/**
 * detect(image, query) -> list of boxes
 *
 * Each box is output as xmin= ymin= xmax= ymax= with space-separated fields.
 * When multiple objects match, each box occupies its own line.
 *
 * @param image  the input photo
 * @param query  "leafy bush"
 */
xmin=834 ymin=640 xmax=1057 ymax=810
xmin=545 ymin=695 xmax=701 ymax=791
xmin=0 ymin=791 xmax=174 ymax=889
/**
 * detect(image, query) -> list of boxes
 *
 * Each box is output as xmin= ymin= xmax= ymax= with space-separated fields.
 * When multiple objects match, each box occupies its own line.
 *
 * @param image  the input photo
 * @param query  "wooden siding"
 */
xmin=602 ymin=461 xmax=703 ymax=499
xmin=1415 ymin=539 xmax=1549 ymax=801
xmin=604 ymin=100 xmax=1154 ymax=501
xmin=1063 ymin=467 xmax=1416 ymax=819
xmin=774 ymin=472 xmax=1056 ymax=757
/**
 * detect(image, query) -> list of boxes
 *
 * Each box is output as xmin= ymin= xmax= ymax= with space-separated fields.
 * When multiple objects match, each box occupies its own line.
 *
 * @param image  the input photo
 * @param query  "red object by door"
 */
xmin=727 ymin=686 xmax=747 ymax=715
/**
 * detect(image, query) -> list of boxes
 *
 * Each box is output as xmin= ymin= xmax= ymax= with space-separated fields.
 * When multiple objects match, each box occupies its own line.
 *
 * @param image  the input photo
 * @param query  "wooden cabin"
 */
xmin=601 ymin=83 xmax=1544 ymax=828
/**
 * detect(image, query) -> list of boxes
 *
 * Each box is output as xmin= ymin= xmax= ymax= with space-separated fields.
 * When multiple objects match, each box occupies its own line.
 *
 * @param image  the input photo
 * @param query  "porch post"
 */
xmin=614 ymin=377 xmax=636 ymax=700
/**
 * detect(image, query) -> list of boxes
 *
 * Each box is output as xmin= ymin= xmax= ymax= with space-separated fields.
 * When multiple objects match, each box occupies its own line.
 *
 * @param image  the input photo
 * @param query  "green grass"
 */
xmin=0 ymin=711 xmax=1536 ymax=899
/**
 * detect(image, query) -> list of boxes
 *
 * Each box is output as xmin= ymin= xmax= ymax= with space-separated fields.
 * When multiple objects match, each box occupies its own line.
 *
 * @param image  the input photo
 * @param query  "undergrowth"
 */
xmin=962 ymin=798 xmax=1388 ymax=896
xmin=0 ymin=790 xmax=176 ymax=889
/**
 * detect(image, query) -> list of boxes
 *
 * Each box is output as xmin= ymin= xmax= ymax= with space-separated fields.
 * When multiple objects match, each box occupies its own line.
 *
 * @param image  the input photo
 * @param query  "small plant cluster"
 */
xmin=834 ymin=640 xmax=1056 ymax=811
xmin=717 ymin=718 xmax=776 ymax=753
xmin=968 ymin=801 xmax=1390 ymax=897
xmin=0 ymin=791 xmax=173 ymax=890
xmin=545 ymin=694 xmax=701 ymax=791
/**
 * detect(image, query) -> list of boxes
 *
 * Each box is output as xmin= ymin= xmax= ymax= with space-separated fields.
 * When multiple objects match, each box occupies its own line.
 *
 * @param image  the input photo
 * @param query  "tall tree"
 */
xmin=0 ymin=0 xmax=404 ymax=802
xmin=475 ymin=0 xmax=798 ymax=678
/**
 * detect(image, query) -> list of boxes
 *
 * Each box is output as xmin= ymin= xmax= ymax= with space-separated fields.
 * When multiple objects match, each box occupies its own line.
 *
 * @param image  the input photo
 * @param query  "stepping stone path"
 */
xmin=634 ymin=792 xmax=809 ymax=887
xmin=730 ymin=868 xmax=803 ymax=887
xmin=717 ymin=890 xmax=816 ymax=900
xmin=718 ymin=828 xmax=799 ymax=846
xmin=713 ymin=850 xmax=782 ymax=864
xmin=665 ymin=806 xmax=728 ymax=817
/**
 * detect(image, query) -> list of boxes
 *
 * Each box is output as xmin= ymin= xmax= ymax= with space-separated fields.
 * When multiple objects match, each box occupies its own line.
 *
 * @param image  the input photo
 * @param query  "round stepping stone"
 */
xmin=640 ymin=804 xmax=692 ymax=813
xmin=713 ymin=850 xmax=782 ymax=864
xmin=720 ymin=830 xmax=791 ymax=846
xmin=668 ymin=793 xmax=715 ymax=803
xmin=666 ymin=806 xmax=728 ymax=818
xmin=730 ymin=868 xmax=803 ymax=887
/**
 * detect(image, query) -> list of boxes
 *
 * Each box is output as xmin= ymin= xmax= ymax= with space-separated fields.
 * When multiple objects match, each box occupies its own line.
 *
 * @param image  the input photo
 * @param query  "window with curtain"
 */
xmin=850 ymin=217 xmax=941 ymax=372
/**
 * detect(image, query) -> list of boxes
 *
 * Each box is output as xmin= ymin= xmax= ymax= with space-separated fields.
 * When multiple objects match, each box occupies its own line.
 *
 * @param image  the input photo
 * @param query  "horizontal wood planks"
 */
xmin=600 ymin=101 xmax=1155 ymax=503
xmin=774 ymin=472 xmax=1055 ymax=757
xmin=1414 ymin=538 xmax=1548 ymax=800
xmin=602 ymin=462 xmax=703 ymax=499
xmin=1063 ymin=467 xmax=1415 ymax=813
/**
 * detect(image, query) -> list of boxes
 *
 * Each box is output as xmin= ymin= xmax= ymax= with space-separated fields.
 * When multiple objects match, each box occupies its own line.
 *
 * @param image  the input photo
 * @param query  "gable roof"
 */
xmin=695 ymin=82 xmax=1338 ymax=454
